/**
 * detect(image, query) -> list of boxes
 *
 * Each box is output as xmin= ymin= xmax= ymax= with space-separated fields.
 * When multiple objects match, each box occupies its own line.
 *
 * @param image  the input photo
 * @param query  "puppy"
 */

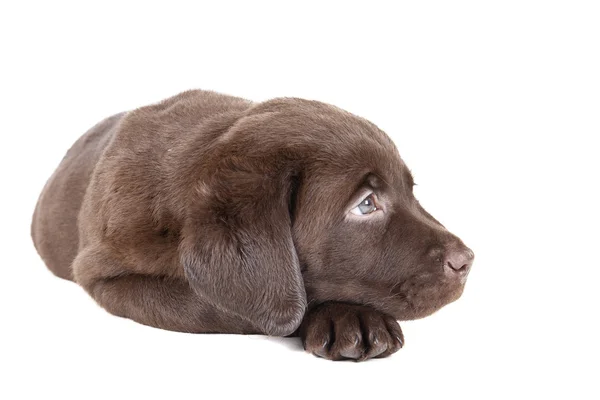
xmin=32 ymin=90 xmax=474 ymax=361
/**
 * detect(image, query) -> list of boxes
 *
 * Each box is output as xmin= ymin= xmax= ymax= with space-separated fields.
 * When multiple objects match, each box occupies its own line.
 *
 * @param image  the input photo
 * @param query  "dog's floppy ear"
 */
xmin=179 ymin=157 xmax=306 ymax=336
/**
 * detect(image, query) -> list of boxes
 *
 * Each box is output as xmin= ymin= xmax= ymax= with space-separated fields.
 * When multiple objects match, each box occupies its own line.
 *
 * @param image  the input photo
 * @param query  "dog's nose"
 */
xmin=444 ymin=247 xmax=474 ymax=275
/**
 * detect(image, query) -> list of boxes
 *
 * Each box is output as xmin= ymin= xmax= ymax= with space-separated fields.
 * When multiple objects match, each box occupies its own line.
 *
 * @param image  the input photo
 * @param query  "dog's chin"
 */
xmin=304 ymin=270 xmax=468 ymax=321
xmin=390 ymin=273 xmax=467 ymax=321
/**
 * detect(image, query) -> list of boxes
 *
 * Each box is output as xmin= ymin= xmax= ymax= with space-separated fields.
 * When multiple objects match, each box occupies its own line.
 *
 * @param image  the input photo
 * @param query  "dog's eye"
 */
xmin=350 ymin=193 xmax=377 ymax=216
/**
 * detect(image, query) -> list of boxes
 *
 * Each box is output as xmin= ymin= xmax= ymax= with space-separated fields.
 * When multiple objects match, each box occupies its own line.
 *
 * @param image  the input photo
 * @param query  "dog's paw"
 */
xmin=299 ymin=302 xmax=404 ymax=361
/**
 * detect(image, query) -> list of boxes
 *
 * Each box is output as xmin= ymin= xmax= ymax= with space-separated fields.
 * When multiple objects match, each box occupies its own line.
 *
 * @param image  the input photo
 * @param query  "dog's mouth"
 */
xmin=303 ymin=259 xmax=471 ymax=321
xmin=389 ymin=269 xmax=469 ymax=320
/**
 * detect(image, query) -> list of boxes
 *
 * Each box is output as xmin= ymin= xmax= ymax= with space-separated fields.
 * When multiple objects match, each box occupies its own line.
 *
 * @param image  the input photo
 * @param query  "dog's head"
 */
xmin=179 ymin=97 xmax=473 ymax=335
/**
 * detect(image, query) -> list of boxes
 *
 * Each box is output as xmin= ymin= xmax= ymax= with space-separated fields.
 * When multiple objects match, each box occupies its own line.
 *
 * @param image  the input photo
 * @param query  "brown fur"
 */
xmin=32 ymin=90 xmax=474 ymax=360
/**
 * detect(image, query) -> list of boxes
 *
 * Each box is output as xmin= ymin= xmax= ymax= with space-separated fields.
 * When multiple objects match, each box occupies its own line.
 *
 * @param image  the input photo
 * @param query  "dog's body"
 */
xmin=32 ymin=90 xmax=473 ymax=360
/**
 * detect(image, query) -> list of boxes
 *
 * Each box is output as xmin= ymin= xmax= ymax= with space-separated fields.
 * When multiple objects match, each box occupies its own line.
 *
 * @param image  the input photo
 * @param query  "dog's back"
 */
xmin=31 ymin=112 xmax=124 ymax=280
xmin=32 ymin=90 xmax=253 ymax=281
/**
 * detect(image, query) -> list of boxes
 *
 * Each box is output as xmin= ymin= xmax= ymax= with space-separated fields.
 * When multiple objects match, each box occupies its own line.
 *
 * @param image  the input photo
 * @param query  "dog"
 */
xmin=31 ymin=90 xmax=474 ymax=361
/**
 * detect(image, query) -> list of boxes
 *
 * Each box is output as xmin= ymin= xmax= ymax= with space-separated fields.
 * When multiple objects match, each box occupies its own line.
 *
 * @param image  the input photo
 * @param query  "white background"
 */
xmin=1 ymin=1 xmax=598 ymax=399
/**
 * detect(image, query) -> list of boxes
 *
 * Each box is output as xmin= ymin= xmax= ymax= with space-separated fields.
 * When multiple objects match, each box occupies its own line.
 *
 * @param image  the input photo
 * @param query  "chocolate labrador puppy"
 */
xmin=32 ymin=90 xmax=474 ymax=361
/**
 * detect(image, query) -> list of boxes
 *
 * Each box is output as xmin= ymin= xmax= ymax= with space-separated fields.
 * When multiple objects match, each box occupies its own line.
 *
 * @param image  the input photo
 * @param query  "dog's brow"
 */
xmin=369 ymin=172 xmax=396 ymax=191
xmin=367 ymin=173 xmax=386 ymax=189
